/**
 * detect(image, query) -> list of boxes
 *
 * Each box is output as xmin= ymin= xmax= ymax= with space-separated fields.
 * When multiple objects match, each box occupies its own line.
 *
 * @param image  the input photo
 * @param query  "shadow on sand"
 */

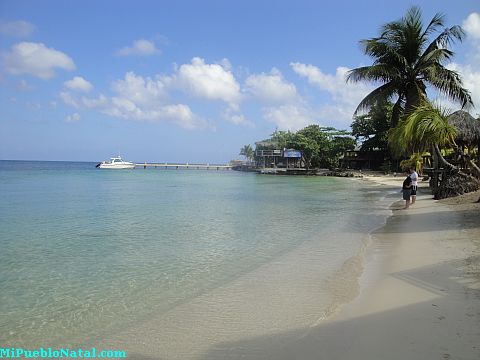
xmin=195 ymin=257 xmax=480 ymax=360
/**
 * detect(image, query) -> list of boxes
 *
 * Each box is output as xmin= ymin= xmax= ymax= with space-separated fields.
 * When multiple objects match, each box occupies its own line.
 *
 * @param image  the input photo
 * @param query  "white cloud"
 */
xmin=101 ymin=98 xmax=205 ymax=130
xmin=173 ymin=57 xmax=242 ymax=106
xmin=245 ymin=68 xmax=298 ymax=103
xmin=116 ymin=39 xmax=160 ymax=56
xmin=64 ymin=76 xmax=93 ymax=92
xmin=65 ymin=113 xmax=81 ymax=123
xmin=222 ymin=107 xmax=255 ymax=127
xmin=463 ymin=13 xmax=480 ymax=40
xmin=291 ymin=62 xmax=372 ymax=125
xmin=111 ymin=72 xmax=168 ymax=106
xmin=462 ymin=12 xmax=480 ymax=64
xmin=217 ymin=58 xmax=232 ymax=71
xmin=263 ymin=104 xmax=316 ymax=131
xmin=59 ymin=58 xmax=251 ymax=130
xmin=3 ymin=42 xmax=75 ymax=79
xmin=59 ymin=72 xmax=206 ymax=130
xmin=59 ymin=91 xmax=80 ymax=108
xmin=81 ymin=94 xmax=108 ymax=109
xmin=0 ymin=20 xmax=35 ymax=37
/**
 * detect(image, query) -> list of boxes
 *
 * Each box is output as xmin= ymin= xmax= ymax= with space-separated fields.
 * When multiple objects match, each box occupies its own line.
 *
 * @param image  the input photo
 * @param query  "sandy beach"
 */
xmin=203 ymin=176 xmax=480 ymax=360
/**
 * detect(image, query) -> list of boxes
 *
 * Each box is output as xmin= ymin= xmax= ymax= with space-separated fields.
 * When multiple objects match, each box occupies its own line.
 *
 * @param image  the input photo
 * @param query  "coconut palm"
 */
xmin=389 ymin=101 xmax=480 ymax=198
xmin=239 ymin=144 xmax=254 ymax=162
xmin=389 ymin=102 xmax=457 ymax=172
xmin=347 ymin=6 xmax=472 ymax=127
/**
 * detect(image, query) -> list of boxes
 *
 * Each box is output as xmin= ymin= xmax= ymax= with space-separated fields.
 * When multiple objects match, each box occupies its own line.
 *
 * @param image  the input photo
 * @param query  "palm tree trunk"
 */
xmin=404 ymin=82 xmax=426 ymax=119
xmin=455 ymin=145 xmax=480 ymax=178
xmin=391 ymin=96 xmax=404 ymax=128
xmin=430 ymin=145 xmax=439 ymax=191
xmin=468 ymin=159 xmax=480 ymax=178
xmin=434 ymin=144 xmax=458 ymax=174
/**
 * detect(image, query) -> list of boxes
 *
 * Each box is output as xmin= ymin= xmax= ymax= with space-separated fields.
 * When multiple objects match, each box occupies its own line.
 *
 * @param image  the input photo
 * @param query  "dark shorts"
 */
xmin=411 ymin=185 xmax=417 ymax=196
xmin=403 ymin=189 xmax=412 ymax=200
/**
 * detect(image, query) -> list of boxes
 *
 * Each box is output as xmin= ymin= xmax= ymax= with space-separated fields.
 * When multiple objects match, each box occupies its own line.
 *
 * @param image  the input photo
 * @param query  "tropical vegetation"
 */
xmin=389 ymin=102 xmax=480 ymax=198
xmin=255 ymin=125 xmax=355 ymax=170
xmin=348 ymin=6 xmax=479 ymax=198
xmin=239 ymin=144 xmax=255 ymax=162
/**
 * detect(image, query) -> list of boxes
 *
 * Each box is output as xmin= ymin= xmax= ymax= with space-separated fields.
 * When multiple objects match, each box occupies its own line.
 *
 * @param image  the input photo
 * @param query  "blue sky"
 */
xmin=1 ymin=0 xmax=479 ymax=162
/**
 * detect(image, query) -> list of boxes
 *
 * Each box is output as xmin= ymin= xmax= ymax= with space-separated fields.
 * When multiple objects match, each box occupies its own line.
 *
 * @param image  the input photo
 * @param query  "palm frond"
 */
xmin=389 ymin=101 xmax=457 ymax=156
xmin=424 ymin=64 xmax=473 ymax=108
xmin=346 ymin=64 xmax=400 ymax=83
xmin=416 ymin=48 xmax=454 ymax=69
xmin=353 ymin=81 xmax=399 ymax=114
xmin=420 ymin=12 xmax=445 ymax=43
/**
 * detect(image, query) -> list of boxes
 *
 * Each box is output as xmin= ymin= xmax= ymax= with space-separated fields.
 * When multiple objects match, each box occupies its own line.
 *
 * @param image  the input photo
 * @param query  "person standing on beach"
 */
xmin=409 ymin=167 xmax=418 ymax=204
xmin=402 ymin=171 xmax=413 ymax=209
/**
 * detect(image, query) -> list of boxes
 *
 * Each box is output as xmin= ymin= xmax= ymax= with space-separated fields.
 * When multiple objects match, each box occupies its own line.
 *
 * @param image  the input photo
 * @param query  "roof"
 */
xmin=447 ymin=110 xmax=480 ymax=145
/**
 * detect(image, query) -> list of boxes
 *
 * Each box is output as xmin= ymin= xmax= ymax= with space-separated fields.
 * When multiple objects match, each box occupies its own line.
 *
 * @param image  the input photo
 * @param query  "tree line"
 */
xmin=240 ymin=125 xmax=355 ymax=170
xmin=240 ymin=6 xmax=480 ymax=198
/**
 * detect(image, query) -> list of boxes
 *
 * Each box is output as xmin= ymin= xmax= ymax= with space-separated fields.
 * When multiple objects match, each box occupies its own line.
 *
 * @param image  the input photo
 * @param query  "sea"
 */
xmin=0 ymin=160 xmax=395 ymax=355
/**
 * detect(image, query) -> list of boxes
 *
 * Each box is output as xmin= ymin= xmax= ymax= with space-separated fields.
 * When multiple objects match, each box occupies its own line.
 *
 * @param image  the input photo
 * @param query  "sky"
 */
xmin=1 ymin=0 xmax=479 ymax=163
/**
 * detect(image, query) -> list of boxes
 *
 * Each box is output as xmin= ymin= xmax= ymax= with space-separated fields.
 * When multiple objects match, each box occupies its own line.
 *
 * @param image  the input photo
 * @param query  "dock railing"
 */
xmin=136 ymin=163 xmax=232 ymax=170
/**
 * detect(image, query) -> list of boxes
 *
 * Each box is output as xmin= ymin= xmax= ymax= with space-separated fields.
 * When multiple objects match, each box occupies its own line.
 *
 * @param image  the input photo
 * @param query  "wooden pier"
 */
xmin=136 ymin=163 xmax=232 ymax=170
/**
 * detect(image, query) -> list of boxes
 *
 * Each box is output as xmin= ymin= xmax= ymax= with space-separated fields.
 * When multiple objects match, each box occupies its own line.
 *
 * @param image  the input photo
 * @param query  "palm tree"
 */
xmin=389 ymin=101 xmax=480 ymax=198
xmin=389 ymin=102 xmax=458 ymax=173
xmin=239 ymin=144 xmax=254 ymax=162
xmin=347 ymin=6 xmax=472 ymax=127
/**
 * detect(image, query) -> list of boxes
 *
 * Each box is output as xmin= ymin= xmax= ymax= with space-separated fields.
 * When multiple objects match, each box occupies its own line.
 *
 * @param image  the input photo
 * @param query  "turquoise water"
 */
xmin=0 ymin=161 xmax=390 ymax=347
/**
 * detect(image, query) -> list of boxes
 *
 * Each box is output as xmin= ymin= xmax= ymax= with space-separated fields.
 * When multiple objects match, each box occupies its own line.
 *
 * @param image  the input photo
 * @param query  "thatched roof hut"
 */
xmin=447 ymin=110 xmax=480 ymax=146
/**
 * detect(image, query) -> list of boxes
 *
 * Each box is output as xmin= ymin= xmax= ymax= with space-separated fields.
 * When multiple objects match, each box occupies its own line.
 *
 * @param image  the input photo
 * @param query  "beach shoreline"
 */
xmin=94 ymin=177 xmax=394 ymax=359
xmin=249 ymin=175 xmax=480 ymax=360
xmin=78 ymin=174 xmax=480 ymax=359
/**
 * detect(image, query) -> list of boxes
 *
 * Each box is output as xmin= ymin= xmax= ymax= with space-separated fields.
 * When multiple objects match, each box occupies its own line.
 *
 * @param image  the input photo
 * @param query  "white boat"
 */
xmin=96 ymin=156 xmax=135 ymax=169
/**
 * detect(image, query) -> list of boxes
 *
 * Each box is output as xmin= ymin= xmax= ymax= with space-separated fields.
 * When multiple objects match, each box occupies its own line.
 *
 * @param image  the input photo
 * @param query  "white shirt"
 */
xmin=410 ymin=171 xmax=418 ymax=186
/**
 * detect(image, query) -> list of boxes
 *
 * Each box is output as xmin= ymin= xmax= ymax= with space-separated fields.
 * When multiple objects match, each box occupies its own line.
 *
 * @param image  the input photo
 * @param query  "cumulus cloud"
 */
xmin=222 ymin=107 xmax=255 ymax=127
xmin=263 ymin=104 xmax=316 ymax=131
xmin=59 ymin=91 xmax=80 ymax=108
xmin=245 ymin=68 xmax=298 ymax=103
xmin=111 ymin=72 xmax=168 ymax=106
xmin=60 ymin=72 xmax=206 ymax=130
xmin=64 ymin=76 xmax=93 ymax=92
xmin=463 ymin=13 xmax=480 ymax=40
xmin=462 ymin=12 xmax=480 ymax=63
xmin=101 ymin=97 xmax=204 ymax=130
xmin=65 ymin=113 xmax=81 ymax=123
xmin=0 ymin=20 xmax=35 ymax=37
xmin=291 ymin=62 xmax=372 ymax=125
xmin=173 ymin=57 xmax=242 ymax=106
xmin=116 ymin=39 xmax=160 ymax=56
xmin=3 ymin=42 xmax=75 ymax=79
xmin=59 ymin=58 xmax=251 ymax=130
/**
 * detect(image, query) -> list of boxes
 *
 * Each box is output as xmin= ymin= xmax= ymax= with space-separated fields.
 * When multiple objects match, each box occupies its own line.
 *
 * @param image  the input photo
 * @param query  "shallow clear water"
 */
xmin=0 ymin=161 xmax=391 ymax=346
